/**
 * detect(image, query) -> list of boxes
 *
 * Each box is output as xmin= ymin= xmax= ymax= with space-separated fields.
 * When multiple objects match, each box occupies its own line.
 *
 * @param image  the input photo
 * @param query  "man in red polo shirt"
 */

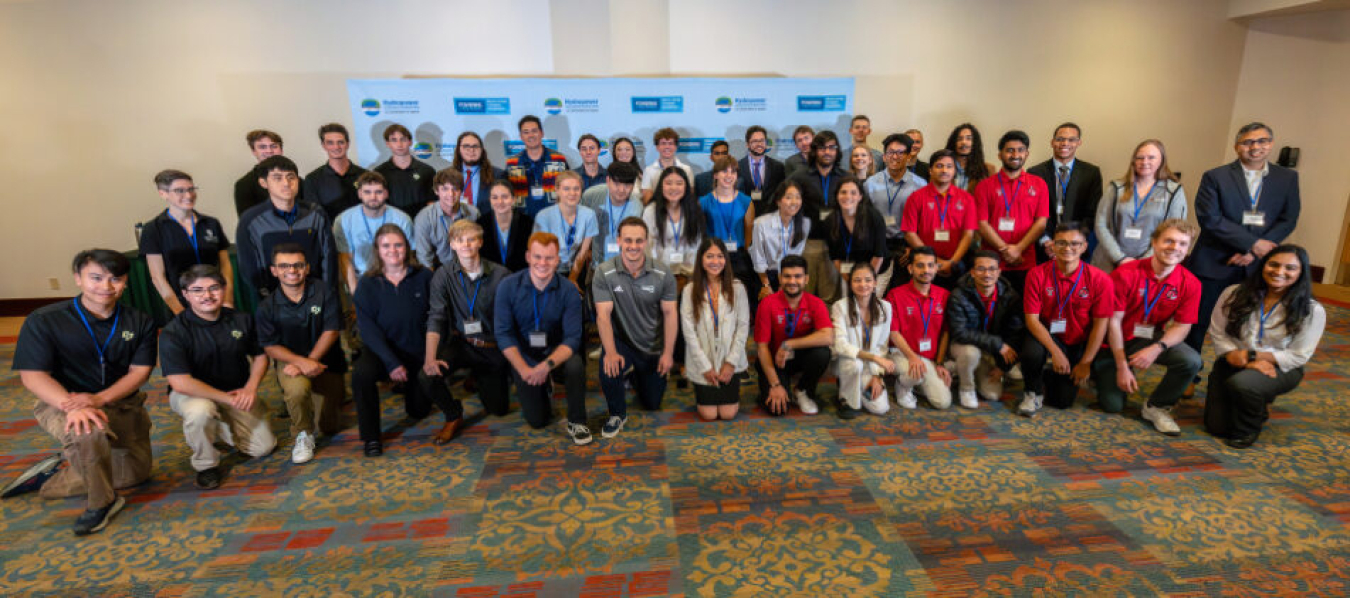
xmin=1019 ymin=222 xmax=1113 ymax=416
xmin=975 ymin=130 xmax=1049 ymax=294
xmin=902 ymin=149 xmax=977 ymax=290
xmin=1092 ymin=219 xmax=1202 ymax=435
xmin=884 ymin=247 xmax=952 ymax=409
xmin=754 ymin=254 xmax=834 ymax=416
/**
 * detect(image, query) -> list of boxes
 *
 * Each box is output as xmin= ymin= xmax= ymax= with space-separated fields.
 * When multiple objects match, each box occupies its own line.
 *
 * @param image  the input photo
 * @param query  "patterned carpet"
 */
xmin=3 ymin=304 xmax=1350 ymax=597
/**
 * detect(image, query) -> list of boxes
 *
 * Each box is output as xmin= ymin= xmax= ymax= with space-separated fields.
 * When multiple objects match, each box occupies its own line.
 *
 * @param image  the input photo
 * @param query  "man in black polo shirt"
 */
xmin=255 ymin=243 xmax=345 ymax=464
xmin=7 ymin=250 xmax=158 ymax=535
xmin=303 ymin=123 xmax=367 ymax=222
xmin=161 ymin=265 xmax=277 ymax=490
xmin=423 ymin=220 xmax=511 ymax=444
xmin=234 ymin=129 xmax=286 ymax=216
xmin=374 ymin=123 xmax=436 ymax=213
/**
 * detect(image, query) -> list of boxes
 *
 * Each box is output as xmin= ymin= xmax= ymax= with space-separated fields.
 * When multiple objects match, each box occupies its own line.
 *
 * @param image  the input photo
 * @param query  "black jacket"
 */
xmin=946 ymin=273 xmax=1025 ymax=355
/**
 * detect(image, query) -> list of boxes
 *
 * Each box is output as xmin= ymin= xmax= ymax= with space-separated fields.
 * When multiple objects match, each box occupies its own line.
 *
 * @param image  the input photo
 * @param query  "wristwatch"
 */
xmin=1155 ymin=340 xmax=1170 ymax=351
xmin=1247 ymin=349 xmax=1257 ymax=362
xmin=545 ymin=357 xmax=557 ymax=369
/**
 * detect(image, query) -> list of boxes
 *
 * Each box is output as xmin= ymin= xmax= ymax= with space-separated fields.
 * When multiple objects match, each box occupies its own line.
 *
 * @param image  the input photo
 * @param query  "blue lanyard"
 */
xmin=458 ymin=271 xmax=482 ymax=317
xmin=936 ymin=191 xmax=952 ymax=229
xmin=715 ymin=198 xmax=739 ymax=242
xmin=72 ymin=298 xmax=120 ymax=368
xmin=1140 ymin=278 xmax=1169 ymax=324
xmin=361 ymin=209 xmax=387 ymax=240
xmin=497 ymin=223 xmax=510 ymax=264
xmin=671 ymin=215 xmax=683 ymax=244
xmin=706 ymin=285 xmax=720 ymax=333
xmin=784 ymin=305 xmax=805 ymax=338
xmin=561 ymin=211 xmax=578 ymax=257
xmin=751 ymin=159 xmax=763 ymax=189
xmin=1052 ymin=264 xmax=1085 ymax=321
xmin=1258 ymin=293 xmax=1275 ymax=342
xmin=606 ymin=198 xmax=622 ymax=238
xmin=169 ymin=209 xmax=201 ymax=263
xmin=918 ymin=295 xmax=935 ymax=340
xmin=819 ymin=173 xmax=832 ymax=206
xmin=841 ymin=216 xmax=855 ymax=258
xmin=1000 ymin=174 xmax=1022 ymax=217
xmin=862 ymin=312 xmax=873 ymax=350
xmin=981 ymin=288 xmax=998 ymax=331
xmin=438 ymin=207 xmax=461 ymax=238
xmin=885 ymin=175 xmax=905 ymax=213
xmin=1131 ymin=181 xmax=1160 ymax=225
xmin=1250 ymin=179 xmax=1263 ymax=210
xmin=532 ymin=286 xmax=547 ymax=331
xmin=779 ymin=218 xmax=794 ymax=257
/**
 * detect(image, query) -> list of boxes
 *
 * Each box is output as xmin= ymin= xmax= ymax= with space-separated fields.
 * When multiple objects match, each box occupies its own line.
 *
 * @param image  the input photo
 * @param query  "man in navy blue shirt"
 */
xmin=494 ymin=231 xmax=589 ymax=445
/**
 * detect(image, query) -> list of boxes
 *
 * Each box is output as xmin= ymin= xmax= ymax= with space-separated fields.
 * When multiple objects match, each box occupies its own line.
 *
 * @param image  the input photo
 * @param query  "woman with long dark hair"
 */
xmin=824 ymin=178 xmax=888 ymax=300
xmin=475 ymin=179 xmax=534 ymax=272
xmin=451 ymin=131 xmax=503 ymax=214
xmin=944 ymin=123 xmax=994 ymax=192
xmin=643 ymin=166 xmax=705 ymax=278
xmin=751 ymin=180 xmax=811 ymax=299
xmin=1205 ymin=244 xmax=1325 ymax=448
xmin=610 ymin=137 xmax=642 ymax=173
xmin=681 ymin=238 xmax=750 ymax=420
xmin=830 ymin=263 xmax=895 ymax=418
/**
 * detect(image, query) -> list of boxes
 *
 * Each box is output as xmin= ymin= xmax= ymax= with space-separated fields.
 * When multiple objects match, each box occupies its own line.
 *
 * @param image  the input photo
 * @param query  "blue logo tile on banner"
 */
xmin=361 ymin=99 xmax=380 ymax=116
xmin=455 ymin=97 xmax=511 ymax=115
xmin=544 ymin=98 xmax=563 ymax=115
xmin=797 ymin=95 xmax=847 ymax=112
xmin=678 ymin=138 xmax=725 ymax=153
xmin=503 ymin=140 xmax=561 ymax=155
xmin=412 ymin=142 xmax=434 ymax=160
xmin=631 ymin=96 xmax=684 ymax=113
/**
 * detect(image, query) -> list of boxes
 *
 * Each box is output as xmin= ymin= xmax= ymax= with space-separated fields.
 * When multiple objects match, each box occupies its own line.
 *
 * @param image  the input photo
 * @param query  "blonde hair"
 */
xmin=448 ymin=219 xmax=483 ymax=242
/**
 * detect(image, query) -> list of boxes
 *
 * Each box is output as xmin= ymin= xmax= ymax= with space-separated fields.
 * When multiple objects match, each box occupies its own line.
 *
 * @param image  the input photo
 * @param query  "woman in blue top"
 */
xmin=699 ymin=155 xmax=760 ymax=307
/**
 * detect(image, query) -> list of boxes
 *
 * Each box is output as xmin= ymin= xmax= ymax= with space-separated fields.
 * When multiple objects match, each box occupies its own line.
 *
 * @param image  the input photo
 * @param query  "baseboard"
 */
xmin=0 ymin=297 xmax=65 ymax=317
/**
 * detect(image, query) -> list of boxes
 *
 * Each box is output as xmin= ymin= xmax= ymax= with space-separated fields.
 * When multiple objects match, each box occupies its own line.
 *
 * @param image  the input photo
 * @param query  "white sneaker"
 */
xmin=588 ymin=347 xmax=602 ymax=360
xmin=794 ymin=390 xmax=819 ymax=415
xmin=897 ymin=389 xmax=918 ymax=410
xmin=862 ymin=389 xmax=890 ymax=415
xmin=1018 ymin=392 xmax=1042 ymax=417
xmin=1008 ymin=365 xmax=1024 ymax=380
xmin=291 ymin=431 xmax=315 ymax=464
xmin=1141 ymin=403 xmax=1181 ymax=436
xmin=959 ymin=390 xmax=979 ymax=409
xmin=978 ymin=373 xmax=1004 ymax=402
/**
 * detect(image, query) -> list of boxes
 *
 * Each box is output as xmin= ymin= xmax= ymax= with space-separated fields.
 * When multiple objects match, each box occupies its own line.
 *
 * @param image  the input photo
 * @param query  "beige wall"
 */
xmin=1 ymin=0 xmax=1318 ymax=299
xmin=1227 ymin=10 xmax=1350 ymax=277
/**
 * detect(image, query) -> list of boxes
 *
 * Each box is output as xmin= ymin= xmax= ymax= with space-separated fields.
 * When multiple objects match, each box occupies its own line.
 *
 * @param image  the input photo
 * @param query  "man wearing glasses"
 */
xmin=1018 ymin=222 xmax=1114 ymax=417
xmin=864 ymin=133 xmax=925 ymax=289
xmin=737 ymin=126 xmax=786 ymax=215
xmin=254 ymin=244 xmax=345 ymax=464
xmin=1183 ymin=123 xmax=1301 ymax=385
xmin=160 ymin=265 xmax=276 ymax=490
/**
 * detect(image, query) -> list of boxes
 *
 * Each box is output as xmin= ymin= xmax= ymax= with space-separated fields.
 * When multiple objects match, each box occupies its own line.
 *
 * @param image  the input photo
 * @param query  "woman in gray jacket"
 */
xmin=1093 ymin=139 xmax=1187 ymax=271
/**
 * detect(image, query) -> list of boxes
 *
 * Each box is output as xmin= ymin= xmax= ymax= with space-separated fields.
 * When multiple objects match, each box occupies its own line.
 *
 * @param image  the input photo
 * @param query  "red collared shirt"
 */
xmin=900 ymin=184 xmax=978 ymax=259
xmin=754 ymin=290 xmax=833 ymax=355
xmin=885 ymin=282 xmax=950 ymax=360
xmin=1110 ymin=258 xmax=1200 ymax=342
xmin=974 ymin=171 xmax=1050 ymax=271
xmin=1023 ymin=260 xmax=1114 ymax=346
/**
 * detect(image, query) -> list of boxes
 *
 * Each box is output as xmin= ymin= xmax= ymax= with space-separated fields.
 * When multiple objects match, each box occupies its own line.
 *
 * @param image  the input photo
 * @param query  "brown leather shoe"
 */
xmin=1182 ymin=382 xmax=1197 ymax=398
xmin=433 ymin=419 xmax=463 ymax=446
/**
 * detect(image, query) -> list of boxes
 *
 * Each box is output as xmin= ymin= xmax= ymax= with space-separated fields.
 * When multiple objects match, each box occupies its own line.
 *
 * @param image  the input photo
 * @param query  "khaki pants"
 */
xmin=950 ymin=343 xmax=1007 ymax=399
xmin=803 ymin=240 xmax=839 ymax=303
xmin=889 ymin=354 xmax=953 ymax=409
xmin=33 ymin=392 xmax=153 ymax=510
xmin=169 ymin=390 xmax=276 ymax=472
xmin=276 ymin=368 xmax=345 ymax=438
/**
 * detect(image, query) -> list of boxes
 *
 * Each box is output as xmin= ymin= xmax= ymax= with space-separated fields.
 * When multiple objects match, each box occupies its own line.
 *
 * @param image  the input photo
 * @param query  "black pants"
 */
xmin=514 ymin=352 xmax=588 ymax=428
xmin=600 ymin=337 xmax=667 ymax=416
xmin=934 ymin=258 xmax=967 ymax=291
xmin=754 ymin=345 xmax=831 ymax=415
xmin=352 ymin=350 xmax=457 ymax=443
xmin=731 ymin=250 xmax=761 ymax=317
xmin=431 ymin=338 xmax=511 ymax=417
xmin=1185 ymin=269 xmax=1246 ymax=359
xmin=1002 ymin=269 xmax=1029 ymax=299
xmin=1019 ymin=335 xmax=1086 ymax=409
xmin=1204 ymin=358 xmax=1304 ymax=439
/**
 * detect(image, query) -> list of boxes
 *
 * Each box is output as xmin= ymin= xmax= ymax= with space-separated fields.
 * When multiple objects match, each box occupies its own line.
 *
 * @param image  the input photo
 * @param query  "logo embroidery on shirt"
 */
xmin=231 ymin=330 xmax=243 ymax=339
xmin=1166 ymin=289 xmax=1179 ymax=300
xmin=639 ymin=284 xmax=655 ymax=293
xmin=311 ymin=305 xmax=322 ymax=315
xmin=121 ymin=331 xmax=135 ymax=341
xmin=614 ymin=286 xmax=624 ymax=293
xmin=203 ymin=230 xmax=218 ymax=243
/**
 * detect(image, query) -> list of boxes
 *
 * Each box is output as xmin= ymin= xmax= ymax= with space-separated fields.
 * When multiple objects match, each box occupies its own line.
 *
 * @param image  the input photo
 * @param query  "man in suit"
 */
xmin=1028 ymin=122 xmax=1103 ymax=264
xmin=738 ymin=125 xmax=786 ymax=215
xmin=1184 ymin=122 xmax=1300 ymax=367
xmin=693 ymin=140 xmax=731 ymax=199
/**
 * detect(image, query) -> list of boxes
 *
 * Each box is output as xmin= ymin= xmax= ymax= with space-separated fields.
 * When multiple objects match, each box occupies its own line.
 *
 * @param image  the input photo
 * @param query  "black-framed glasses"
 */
xmin=1238 ymin=138 xmax=1273 ymax=148
xmin=274 ymin=262 xmax=308 ymax=271
xmin=185 ymin=284 xmax=223 ymax=295
xmin=1051 ymin=240 xmax=1087 ymax=249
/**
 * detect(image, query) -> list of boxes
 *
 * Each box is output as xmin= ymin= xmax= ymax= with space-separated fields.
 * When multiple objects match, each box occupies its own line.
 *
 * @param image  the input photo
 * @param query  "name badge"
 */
xmin=1243 ymin=210 xmax=1266 ymax=227
xmin=819 ymin=209 xmax=833 ymax=220
xmin=530 ymin=186 xmax=544 ymax=198
xmin=668 ymin=251 xmax=684 ymax=264
xmin=1123 ymin=227 xmax=1144 ymax=240
xmin=934 ymin=229 xmax=950 ymax=242
xmin=884 ymin=215 xmax=897 ymax=226
xmin=918 ymin=338 xmax=933 ymax=353
xmin=998 ymin=217 xmax=1016 ymax=232
xmin=782 ymin=347 xmax=794 ymax=360
xmin=528 ymin=330 xmax=547 ymax=348
xmin=1049 ymin=319 xmax=1067 ymax=335
xmin=463 ymin=319 xmax=483 ymax=335
xmin=1056 ymin=204 xmax=1064 ymax=215
xmin=606 ymin=242 xmax=619 ymax=254
xmin=1132 ymin=323 xmax=1156 ymax=339
xmin=838 ymin=262 xmax=854 ymax=275
xmin=751 ymin=190 xmax=762 ymax=202
xmin=725 ymin=241 xmax=739 ymax=251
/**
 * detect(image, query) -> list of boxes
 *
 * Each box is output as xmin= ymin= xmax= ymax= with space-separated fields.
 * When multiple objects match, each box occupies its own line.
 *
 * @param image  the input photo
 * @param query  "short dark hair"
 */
xmin=780 ymin=254 xmax=808 ymax=274
xmin=617 ymin=216 xmax=649 ymax=237
xmin=246 ymin=129 xmax=282 ymax=149
xmin=1053 ymin=221 xmax=1090 ymax=239
xmin=256 ymin=155 xmax=298 ymax=177
xmin=928 ymin=149 xmax=957 ymax=166
xmin=382 ymin=123 xmax=411 ymax=141
xmin=1236 ymin=121 xmax=1273 ymax=142
xmin=607 ymin=161 xmax=639 ymax=184
xmin=518 ymin=115 xmax=542 ymax=132
xmin=653 ymin=127 xmax=679 ymax=144
xmin=318 ymin=123 xmax=349 ymax=142
xmin=72 ymin=249 xmax=130 ymax=277
xmin=998 ymin=130 xmax=1030 ymax=150
xmin=1053 ymin=122 xmax=1081 ymax=138
xmin=910 ymin=246 xmax=937 ymax=261
xmin=270 ymin=242 xmax=307 ymax=263
xmin=356 ymin=170 xmax=388 ymax=190
xmin=745 ymin=125 xmax=768 ymax=142
xmin=179 ymin=264 xmax=225 ymax=290
xmin=710 ymin=140 xmax=729 ymax=153
xmin=432 ymin=168 xmax=464 ymax=191
xmin=851 ymin=115 xmax=871 ymax=125
xmin=153 ymin=169 xmax=192 ymax=190
xmin=792 ymin=125 xmax=815 ymax=139
xmin=971 ymin=249 xmax=1001 ymax=264
xmin=577 ymin=133 xmax=601 ymax=150
xmin=881 ymin=133 xmax=914 ymax=153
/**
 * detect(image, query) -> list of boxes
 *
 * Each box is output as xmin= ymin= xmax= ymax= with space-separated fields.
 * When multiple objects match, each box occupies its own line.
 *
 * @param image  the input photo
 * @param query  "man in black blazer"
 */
xmin=904 ymin=129 xmax=930 ymax=181
xmin=738 ymin=125 xmax=787 ymax=215
xmin=1027 ymin=122 xmax=1103 ymax=263
xmin=693 ymin=140 xmax=730 ymax=198
xmin=1184 ymin=122 xmax=1300 ymax=359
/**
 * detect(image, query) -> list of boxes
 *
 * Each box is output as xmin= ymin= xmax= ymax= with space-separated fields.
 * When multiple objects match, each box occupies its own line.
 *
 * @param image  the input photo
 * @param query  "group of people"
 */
xmin=6 ymin=115 xmax=1324 ymax=538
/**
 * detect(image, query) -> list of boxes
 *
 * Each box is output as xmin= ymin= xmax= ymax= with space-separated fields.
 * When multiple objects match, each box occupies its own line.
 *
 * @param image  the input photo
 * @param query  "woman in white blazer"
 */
xmin=681 ymin=238 xmax=751 ymax=421
xmin=830 ymin=262 xmax=897 ymax=418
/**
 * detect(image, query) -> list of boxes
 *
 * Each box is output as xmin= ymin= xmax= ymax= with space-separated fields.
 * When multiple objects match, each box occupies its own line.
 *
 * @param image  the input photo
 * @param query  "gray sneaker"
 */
xmin=1141 ymin=402 xmax=1181 ymax=436
xmin=601 ymin=416 xmax=627 ymax=439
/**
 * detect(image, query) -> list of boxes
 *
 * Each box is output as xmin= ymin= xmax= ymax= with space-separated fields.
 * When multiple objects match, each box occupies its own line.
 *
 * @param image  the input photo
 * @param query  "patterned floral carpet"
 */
xmin=3 ymin=303 xmax=1350 ymax=597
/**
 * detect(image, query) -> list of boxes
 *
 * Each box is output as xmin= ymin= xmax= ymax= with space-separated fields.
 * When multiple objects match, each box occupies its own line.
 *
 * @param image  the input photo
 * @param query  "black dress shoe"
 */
xmin=364 ymin=441 xmax=384 ymax=457
xmin=1226 ymin=433 xmax=1260 ymax=449
xmin=838 ymin=403 xmax=860 ymax=420
xmin=195 ymin=467 xmax=223 ymax=490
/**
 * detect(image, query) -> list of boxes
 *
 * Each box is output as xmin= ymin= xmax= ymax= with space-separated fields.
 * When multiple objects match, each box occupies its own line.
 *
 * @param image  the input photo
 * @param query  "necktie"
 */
xmin=464 ymin=168 xmax=475 ymax=205
xmin=1057 ymin=166 xmax=1069 ymax=199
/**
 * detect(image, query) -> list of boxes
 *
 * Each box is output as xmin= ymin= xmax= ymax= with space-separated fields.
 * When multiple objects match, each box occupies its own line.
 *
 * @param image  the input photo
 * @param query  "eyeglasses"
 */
xmin=459 ymin=144 xmax=482 ymax=150
xmin=274 ymin=262 xmax=308 ymax=271
xmin=185 ymin=284 xmax=223 ymax=295
xmin=1051 ymin=240 xmax=1087 ymax=249
xmin=821 ymin=144 xmax=840 ymax=152
xmin=883 ymin=150 xmax=908 ymax=157
xmin=167 ymin=186 xmax=199 ymax=195
xmin=1238 ymin=137 xmax=1273 ymax=148
xmin=972 ymin=266 xmax=1000 ymax=273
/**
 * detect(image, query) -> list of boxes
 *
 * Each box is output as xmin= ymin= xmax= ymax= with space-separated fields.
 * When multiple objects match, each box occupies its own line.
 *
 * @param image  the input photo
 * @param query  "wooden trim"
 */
xmin=0 ymin=297 xmax=65 ymax=317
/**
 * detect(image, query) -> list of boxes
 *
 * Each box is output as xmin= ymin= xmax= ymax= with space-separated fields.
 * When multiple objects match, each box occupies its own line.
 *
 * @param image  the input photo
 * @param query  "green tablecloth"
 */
xmin=120 ymin=248 xmax=257 ymax=325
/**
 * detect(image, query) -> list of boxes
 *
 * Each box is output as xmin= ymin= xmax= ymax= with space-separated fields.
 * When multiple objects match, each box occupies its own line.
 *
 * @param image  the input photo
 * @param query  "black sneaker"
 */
xmin=73 ymin=495 xmax=125 ymax=536
xmin=364 ymin=441 xmax=384 ymax=457
xmin=195 ymin=466 xmax=223 ymax=490
xmin=2 ymin=454 xmax=62 ymax=499
xmin=566 ymin=422 xmax=593 ymax=446
xmin=601 ymin=416 xmax=627 ymax=439
xmin=838 ymin=403 xmax=860 ymax=420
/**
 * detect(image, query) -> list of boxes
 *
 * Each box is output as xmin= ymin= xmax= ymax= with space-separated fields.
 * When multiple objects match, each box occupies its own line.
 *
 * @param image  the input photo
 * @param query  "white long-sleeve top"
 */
xmin=643 ymin=204 xmax=701 ymax=276
xmin=1209 ymin=284 xmax=1326 ymax=372
xmin=830 ymin=297 xmax=894 ymax=376
xmin=680 ymin=280 xmax=751 ymax=384
xmin=750 ymin=213 xmax=811 ymax=273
